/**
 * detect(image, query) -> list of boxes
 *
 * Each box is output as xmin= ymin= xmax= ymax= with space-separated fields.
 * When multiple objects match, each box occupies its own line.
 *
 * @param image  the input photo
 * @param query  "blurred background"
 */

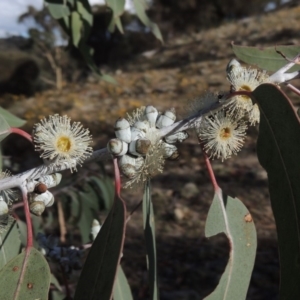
xmin=1 ymin=0 xmax=300 ymax=299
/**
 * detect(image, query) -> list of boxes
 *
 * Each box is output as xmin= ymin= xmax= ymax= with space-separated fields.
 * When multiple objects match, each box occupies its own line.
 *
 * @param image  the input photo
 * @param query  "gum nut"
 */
xmin=131 ymin=127 xmax=145 ymax=141
xmin=114 ymin=118 xmax=131 ymax=143
xmin=30 ymin=201 xmax=45 ymax=216
xmin=34 ymin=190 xmax=54 ymax=207
xmin=39 ymin=173 xmax=62 ymax=188
xmin=0 ymin=197 xmax=8 ymax=215
xmin=165 ymin=131 xmax=189 ymax=144
xmin=156 ymin=110 xmax=176 ymax=128
xmin=145 ymin=106 xmax=158 ymax=127
xmin=107 ymin=138 xmax=128 ymax=156
xmin=133 ymin=120 xmax=150 ymax=133
xmin=168 ymin=149 xmax=180 ymax=160
xmin=163 ymin=143 xmax=178 ymax=158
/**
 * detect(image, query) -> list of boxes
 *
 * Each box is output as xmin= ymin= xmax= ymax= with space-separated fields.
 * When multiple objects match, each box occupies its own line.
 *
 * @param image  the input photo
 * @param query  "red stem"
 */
xmin=9 ymin=128 xmax=33 ymax=143
xmin=198 ymin=137 xmax=220 ymax=191
xmin=21 ymin=187 xmax=33 ymax=248
xmin=113 ymin=158 xmax=121 ymax=197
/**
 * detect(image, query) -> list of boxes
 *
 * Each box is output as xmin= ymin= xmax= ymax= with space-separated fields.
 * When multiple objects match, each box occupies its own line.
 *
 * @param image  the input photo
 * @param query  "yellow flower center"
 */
xmin=56 ymin=136 xmax=71 ymax=152
xmin=239 ymin=85 xmax=252 ymax=100
xmin=220 ymin=127 xmax=231 ymax=140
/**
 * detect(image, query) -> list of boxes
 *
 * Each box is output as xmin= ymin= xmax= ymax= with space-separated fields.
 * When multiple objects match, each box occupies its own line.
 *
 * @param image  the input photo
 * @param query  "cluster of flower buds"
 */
xmin=27 ymin=173 xmax=62 ymax=216
xmin=107 ymin=106 xmax=188 ymax=182
xmin=0 ymin=196 xmax=9 ymax=225
xmin=37 ymin=233 xmax=83 ymax=273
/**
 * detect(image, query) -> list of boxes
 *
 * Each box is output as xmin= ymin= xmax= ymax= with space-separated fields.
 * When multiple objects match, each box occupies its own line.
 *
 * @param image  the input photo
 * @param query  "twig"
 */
xmin=57 ymin=199 xmax=67 ymax=243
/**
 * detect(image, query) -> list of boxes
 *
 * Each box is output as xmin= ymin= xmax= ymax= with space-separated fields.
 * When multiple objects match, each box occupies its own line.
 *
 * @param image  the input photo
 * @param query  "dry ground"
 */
xmin=2 ymin=5 xmax=300 ymax=299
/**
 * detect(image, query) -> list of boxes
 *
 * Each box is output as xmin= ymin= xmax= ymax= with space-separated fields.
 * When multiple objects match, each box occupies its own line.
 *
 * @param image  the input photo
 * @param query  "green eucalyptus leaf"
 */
xmin=0 ymin=247 xmax=51 ymax=300
xmin=88 ymin=176 xmax=114 ymax=210
xmin=133 ymin=0 xmax=163 ymax=43
xmin=74 ymin=192 xmax=126 ymax=300
xmin=204 ymin=189 xmax=257 ymax=300
xmin=71 ymin=11 xmax=82 ymax=47
xmin=78 ymin=183 xmax=100 ymax=244
xmin=0 ymin=107 xmax=26 ymax=128
xmin=232 ymin=43 xmax=300 ymax=72
xmin=106 ymin=0 xmax=125 ymax=33
xmin=0 ymin=221 xmax=22 ymax=270
xmin=77 ymin=0 xmax=93 ymax=27
xmin=253 ymin=83 xmax=300 ymax=299
xmin=143 ymin=180 xmax=158 ymax=300
xmin=45 ymin=1 xmax=70 ymax=19
xmin=113 ymin=266 xmax=133 ymax=300
xmin=0 ymin=115 xmax=10 ymax=143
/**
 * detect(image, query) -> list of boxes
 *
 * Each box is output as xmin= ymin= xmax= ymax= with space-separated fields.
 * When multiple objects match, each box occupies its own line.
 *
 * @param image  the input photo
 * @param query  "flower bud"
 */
xmin=0 ymin=197 xmax=8 ymax=216
xmin=38 ymin=173 xmax=62 ymax=188
xmin=91 ymin=219 xmax=101 ymax=241
xmin=164 ymin=131 xmax=189 ymax=144
xmin=145 ymin=106 xmax=158 ymax=127
xmin=37 ymin=191 xmax=54 ymax=207
xmin=114 ymin=118 xmax=131 ymax=143
xmin=34 ymin=183 xmax=47 ymax=194
xmin=30 ymin=201 xmax=45 ymax=216
xmin=107 ymin=138 xmax=128 ymax=156
xmin=128 ymin=138 xmax=151 ymax=156
xmin=133 ymin=120 xmax=150 ymax=133
xmin=118 ymin=155 xmax=138 ymax=179
xmin=163 ymin=143 xmax=179 ymax=159
xmin=131 ymin=127 xmax=145 ymax=141
xmin=156 ymin=109 xmax=176 ymax=128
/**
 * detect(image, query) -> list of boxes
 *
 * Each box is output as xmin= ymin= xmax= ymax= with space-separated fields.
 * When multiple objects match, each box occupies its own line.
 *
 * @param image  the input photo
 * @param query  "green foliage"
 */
xmin=0 ymin=107 xmax=26 ymax=128
xmin=0 ymin=248 xmax=51 ymax=300
xmin=253 ymin=83 xmax=300 ymax=299
xmin=113 ymin=266 xmax=133 ymax=300
xmin=74 ymin=191 xmax=126 ymax=300
xmin=143 ymin=180 xmax=158 ymax=300
xmin=133 ymin=0 xmax=163 ymax=43
xmin=232 ymin=43 xmax=300 ymax=72
xmin=205 ymin=190 xmax=257 ymax=299
xmin=0 ymin=221 xmax=22 ymax=270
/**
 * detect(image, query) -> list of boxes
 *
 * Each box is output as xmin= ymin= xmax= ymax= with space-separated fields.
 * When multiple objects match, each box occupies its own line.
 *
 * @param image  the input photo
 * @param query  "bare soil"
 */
xmin=2 ymin=6 xmax=300 ymax=299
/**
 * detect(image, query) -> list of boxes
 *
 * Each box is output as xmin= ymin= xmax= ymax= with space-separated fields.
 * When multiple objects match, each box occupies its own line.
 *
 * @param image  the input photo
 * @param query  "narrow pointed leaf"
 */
xmin=113 ymin=266 xmax=133 ymax=300
xmin=74 ymin=193 xmax=126 ymax=300
xmin=204 ymin=189 xmax=257 ymax=300
xmin=143 ymin=180 xmax=158 ymax=300
xmin=232 ymin=43 xmax=300 ymax=72
xmin=253 ymin=83 xmax=300 ymax=299
xmin=0 ymin=221 xmax=21 ymax=270
xmin=133 ymin=0 xmax=163 ymax=43
xmin=0 ymin=247 xmax=51 ymax=300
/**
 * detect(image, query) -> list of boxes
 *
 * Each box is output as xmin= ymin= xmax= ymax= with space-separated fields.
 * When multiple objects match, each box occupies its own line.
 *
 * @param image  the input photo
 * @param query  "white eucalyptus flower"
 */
xmin=198 ymin=110 xmax=248 ymax=161
xmin=33 ymin=114 xmax=93 ymax=172
xmin=227 ymin=66 xmax=269 ymax=124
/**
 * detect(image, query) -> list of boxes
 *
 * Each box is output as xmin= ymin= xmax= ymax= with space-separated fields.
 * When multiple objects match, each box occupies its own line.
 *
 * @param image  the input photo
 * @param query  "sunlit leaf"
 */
xmin=0 ymin=248 xmax=51 ymax=299
xmin=0 ymin=221 xmax=21 ymax=270
xmin=0 ymin=107 xmax=26 ymax=128
xmin=113 ymin=265 xmax=133 ymax=300
xmin=143 ymin=180 xmax=158 ymax=300
xmin=133 ymin=0 xmax=163 ymax=43
xmin=253 ymin=83 xmax=300 ymax=299
xmin=74 ymin=192 xmax=126 ymax=300
xmin=45 ymin=1 xmax=70 ymax=19
xmin=204 ymin=189 xmax=257 ymax=299
xmin=232 ymin=43 xmax=300 ymax=72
